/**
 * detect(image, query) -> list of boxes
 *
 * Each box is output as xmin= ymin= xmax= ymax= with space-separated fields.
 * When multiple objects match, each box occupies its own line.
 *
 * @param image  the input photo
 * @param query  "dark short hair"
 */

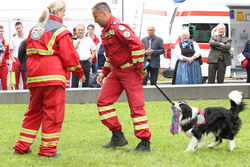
xmin=73 ymin=27 xmax=76 ymax=31
xmin=0 ymin=25 xmax=3 ymax=29
xmin=92 ymin=2 xmax=111 ymax=13
xmin=15 ymin=22 xmax=23 ymax=27
xmin=87 ymin=24 xmax=95 ymax=30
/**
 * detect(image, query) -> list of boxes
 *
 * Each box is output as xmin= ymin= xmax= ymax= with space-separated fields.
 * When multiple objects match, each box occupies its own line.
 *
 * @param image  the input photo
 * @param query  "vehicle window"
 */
xmin=184 ymin=23 xmax=229 ymax=43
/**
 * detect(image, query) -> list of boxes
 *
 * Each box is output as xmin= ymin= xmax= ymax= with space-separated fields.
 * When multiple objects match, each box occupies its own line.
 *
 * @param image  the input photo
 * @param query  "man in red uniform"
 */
xmin=13 ymin=0 xmax=85 ymax=157
xmin=92 ymin=2 xmax=151 ymax=152
xmin=0 ymin=25 xmax=9 ymax=90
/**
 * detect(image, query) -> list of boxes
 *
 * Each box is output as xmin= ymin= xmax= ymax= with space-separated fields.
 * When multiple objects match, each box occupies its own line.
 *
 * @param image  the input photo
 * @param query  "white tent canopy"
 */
xmin=0 ymin=0 xmax=120 ymax=42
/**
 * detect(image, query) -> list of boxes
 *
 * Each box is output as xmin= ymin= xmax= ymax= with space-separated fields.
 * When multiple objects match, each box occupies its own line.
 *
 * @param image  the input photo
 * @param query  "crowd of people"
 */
xmin=0 ymin=7 xmax=249 ymax=90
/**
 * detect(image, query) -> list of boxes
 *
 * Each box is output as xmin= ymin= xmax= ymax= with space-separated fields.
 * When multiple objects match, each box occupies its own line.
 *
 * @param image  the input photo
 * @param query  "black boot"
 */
xmin=103 ymin=131 xmax=128 ymax=148
xmin=131 ymin=139 xmax=151 ymax=152
xmin=39 ymin=152 xmax=61 ymax=157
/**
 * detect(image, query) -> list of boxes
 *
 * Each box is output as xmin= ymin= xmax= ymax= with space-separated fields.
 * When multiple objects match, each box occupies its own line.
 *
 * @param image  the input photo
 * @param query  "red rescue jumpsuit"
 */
xmin=0 ymin=38 xmax=9 ymax=90
xmin=13 ymin=15 xmax=84 ymax=156
xmin=97 ymin=15 xmax=151 ymax=141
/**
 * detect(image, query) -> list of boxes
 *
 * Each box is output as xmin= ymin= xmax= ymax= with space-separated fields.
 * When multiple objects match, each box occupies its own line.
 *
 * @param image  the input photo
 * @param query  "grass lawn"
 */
xmin=0 ymin=99 xmax=249 ymax=167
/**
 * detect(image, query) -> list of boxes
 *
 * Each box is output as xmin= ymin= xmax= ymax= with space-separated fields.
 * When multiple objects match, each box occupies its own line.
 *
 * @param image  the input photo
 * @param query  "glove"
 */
xmin=241 ymin=59 xmax=248 ymax=67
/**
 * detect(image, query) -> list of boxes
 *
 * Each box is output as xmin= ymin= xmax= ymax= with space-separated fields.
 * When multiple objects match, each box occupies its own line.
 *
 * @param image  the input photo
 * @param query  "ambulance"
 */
xmin=132 ymin=0 xmax=250 ymax=80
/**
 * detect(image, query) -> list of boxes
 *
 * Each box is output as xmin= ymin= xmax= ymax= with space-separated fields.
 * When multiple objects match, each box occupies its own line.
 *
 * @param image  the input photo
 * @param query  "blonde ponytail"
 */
xmin=38 ymin=8 xmax=50 ymax=25
xmin=37 ymin=0 xmax=65 ymax=26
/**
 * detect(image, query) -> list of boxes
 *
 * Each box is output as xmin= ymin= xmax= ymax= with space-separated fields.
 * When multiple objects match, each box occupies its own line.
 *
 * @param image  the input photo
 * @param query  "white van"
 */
xmin=132 ymin=0 xmax=250 ymax=80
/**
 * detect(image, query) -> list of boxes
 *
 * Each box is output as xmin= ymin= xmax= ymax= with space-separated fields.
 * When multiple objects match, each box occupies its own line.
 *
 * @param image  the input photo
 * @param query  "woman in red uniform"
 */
xmin=13 ymin=0 xmax=85 ymax=157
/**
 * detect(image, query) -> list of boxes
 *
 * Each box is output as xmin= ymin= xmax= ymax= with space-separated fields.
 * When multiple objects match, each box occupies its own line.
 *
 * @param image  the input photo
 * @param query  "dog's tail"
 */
xmin=228 ymin=90 xmax=245 ymax=115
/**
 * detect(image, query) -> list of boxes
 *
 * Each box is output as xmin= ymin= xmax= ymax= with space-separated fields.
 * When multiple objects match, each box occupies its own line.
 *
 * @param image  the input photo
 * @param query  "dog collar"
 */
xmin=197 ymin=109 xmax=206 ymax=127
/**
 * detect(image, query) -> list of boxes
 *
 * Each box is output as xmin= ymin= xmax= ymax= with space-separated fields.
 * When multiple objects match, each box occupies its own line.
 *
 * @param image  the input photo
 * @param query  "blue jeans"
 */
xmin=92 ymin=61 xmax=97 ymax=73
xmin=143 ymin=65 xmax=159 ymax=85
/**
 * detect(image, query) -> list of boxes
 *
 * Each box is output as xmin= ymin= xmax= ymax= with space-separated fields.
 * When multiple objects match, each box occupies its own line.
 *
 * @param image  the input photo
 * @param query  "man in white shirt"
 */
xmin=72 ymin=24 xmax=96 ymax=87
xmin=9 ymin=22 xmax=26 ymax=90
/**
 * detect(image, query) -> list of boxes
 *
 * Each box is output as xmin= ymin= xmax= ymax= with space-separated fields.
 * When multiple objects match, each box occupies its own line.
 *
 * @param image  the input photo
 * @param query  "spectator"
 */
xmin=141 ymin=25 xmax=165 ymax=85
xmin=18 ymin=38 xmax=28 ymax=88
xmin=85 ymin=24 xmax=100 ymax=73
xmin=13 ymin=0 xmax=85 ymax=157
xmin=71 ymin=24 xmax=96 ymax=87
xmin=0 ymin=40 xmax=5 ymax=67
xmin=242 ymin=40 xmax=250 ymax=83
xmin=0 ymin=25 xmax=10 ymax=90
xmin=9 ymin=22 xmax=27 ymax=90
xmin=72 ymin=27 xmax=77 ymax=40
xmin=207 ymin=23 xmax=232 ymax=83
xmin=172 ymin=30 xmax=202 ymax=84
xmin=96 ymin=42 xmax=106 ymax=71
xmin=93 ymin=2 xmax=151 ymax=152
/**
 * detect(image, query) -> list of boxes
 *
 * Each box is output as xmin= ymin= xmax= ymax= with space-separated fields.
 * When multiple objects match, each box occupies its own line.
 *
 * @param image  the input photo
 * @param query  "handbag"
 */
xmin=196 ymin=55 xmax=203 ymax=65
xmin=237 ymin=52 xmax=248 ymax=67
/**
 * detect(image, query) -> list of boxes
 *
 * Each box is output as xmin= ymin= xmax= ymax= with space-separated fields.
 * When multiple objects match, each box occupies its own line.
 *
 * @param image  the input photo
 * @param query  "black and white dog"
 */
xmin=173 ymin=90 xmax=244 ymax=152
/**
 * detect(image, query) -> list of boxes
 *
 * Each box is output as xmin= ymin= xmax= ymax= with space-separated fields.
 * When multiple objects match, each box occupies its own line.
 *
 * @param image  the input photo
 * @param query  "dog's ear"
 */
xmin=180 ymin=103 xmax=193 ymax=119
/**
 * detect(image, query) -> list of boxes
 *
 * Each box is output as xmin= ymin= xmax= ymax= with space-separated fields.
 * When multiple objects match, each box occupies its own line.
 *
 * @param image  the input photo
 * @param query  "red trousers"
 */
xmin=12 ymin=58 xmax=27 ymax=90
xmin=97 ymin=66 xmax=151 ymax=141
xmin=0 ymin=66 xmax=8 ymax=90
xmin=13 ymin=85 xmax=65 ymax=156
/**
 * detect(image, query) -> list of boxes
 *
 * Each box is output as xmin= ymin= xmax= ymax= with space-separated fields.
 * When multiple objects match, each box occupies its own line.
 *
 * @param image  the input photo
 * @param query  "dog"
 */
xmin=173 ymin=90 xmax=244 ymax=152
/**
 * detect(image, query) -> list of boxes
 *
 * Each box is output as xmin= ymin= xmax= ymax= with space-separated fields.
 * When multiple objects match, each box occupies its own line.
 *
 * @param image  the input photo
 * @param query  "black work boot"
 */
xmin=131 ymin=139 xmax=151 ymax=152
xmin=103 ymin=131 xmax=128 ymax=148
xmin=39 ymin=152 xmax=61 ymax=157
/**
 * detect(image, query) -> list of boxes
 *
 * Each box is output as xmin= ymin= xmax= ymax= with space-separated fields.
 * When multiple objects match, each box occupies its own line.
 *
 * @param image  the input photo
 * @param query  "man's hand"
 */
xmin=145 ymin=49 xmax=153 ymax=55
xmin=0 ymin=54 xmax=3 ymax=64
xmin=96 ymin=73 xmax=105 ymax=85
xmin=139 ymin=69 xmax=147 ymax=76
xmin=88 ymin=57 xmax=93 ymax=63
xmin=79 ymin=75 xmax=86 ymax=83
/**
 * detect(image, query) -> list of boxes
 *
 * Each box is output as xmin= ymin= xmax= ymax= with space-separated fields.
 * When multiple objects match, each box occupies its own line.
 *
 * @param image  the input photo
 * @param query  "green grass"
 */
xmin=0 ymin=100 xmax=250 ymax=167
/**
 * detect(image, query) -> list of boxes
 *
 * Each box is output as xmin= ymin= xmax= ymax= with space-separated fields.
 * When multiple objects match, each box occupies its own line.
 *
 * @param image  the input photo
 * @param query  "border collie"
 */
xmin=173 ymin=90 xmax=244 ymax=152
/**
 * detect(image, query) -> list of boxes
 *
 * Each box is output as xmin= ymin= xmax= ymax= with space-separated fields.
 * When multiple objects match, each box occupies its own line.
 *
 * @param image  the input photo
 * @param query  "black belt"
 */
xmin=80 ymin=60 xmax=89 ymax=63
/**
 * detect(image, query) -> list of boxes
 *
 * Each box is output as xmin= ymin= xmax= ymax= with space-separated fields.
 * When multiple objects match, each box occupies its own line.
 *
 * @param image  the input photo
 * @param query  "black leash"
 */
xmin=143 ymin=61 xmax=174 ymax=105
xmin=148 ymin=77 xmax=174 ymax=105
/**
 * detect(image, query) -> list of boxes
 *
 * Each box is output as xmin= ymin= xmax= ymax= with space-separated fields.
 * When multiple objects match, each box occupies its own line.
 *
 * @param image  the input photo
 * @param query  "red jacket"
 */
xmin=101 ymin=15 xmax=145 ymax=76
xmin=85 ymin=33 xmax=100 ymax=61
xmin=26 ymin=15 xmax=84 ymax=88
xmin=0 ymin=38 xmax=9 ymax=67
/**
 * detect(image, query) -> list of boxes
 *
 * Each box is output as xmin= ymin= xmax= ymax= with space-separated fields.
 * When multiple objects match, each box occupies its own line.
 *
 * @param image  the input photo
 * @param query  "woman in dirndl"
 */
xmin=172 ymin=30 xmax=202 ymax=84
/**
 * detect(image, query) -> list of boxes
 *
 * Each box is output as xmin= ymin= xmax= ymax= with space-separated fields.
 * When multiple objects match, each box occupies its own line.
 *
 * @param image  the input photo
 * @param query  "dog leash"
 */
xmin=143 ymin=61 xmax=174 ymax=105
xmin=148 ymin=77 xmax=174 ymax=105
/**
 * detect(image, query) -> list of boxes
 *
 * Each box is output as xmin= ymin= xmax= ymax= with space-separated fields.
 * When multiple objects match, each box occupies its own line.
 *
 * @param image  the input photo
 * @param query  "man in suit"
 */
xmin=141 ymin=25 xmax=165 ymax=85
xmin=207 ymin=23 xmax=232 ymax=83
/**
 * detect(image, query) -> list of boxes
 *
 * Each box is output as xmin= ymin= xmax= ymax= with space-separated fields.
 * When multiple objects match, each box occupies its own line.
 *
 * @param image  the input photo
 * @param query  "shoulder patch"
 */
xmin=31 ymin=25 xmax=45 ymax=40
xmin=118 ymin=25 xmax=126 ymax=31
xmin=123 ymin=31 xmax=131 ymax=38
